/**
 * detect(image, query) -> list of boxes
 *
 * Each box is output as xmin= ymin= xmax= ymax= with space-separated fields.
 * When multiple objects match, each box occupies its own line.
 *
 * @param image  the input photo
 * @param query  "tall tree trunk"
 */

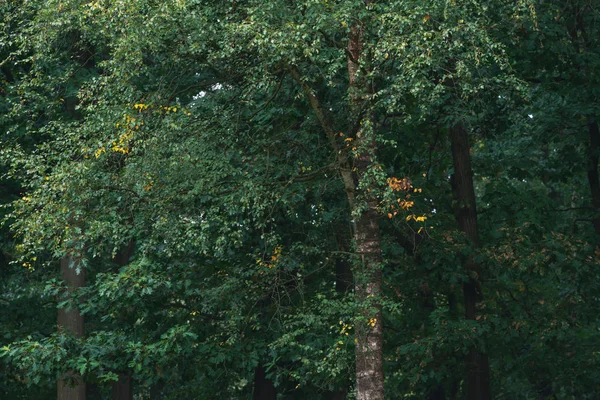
xmin=352 ymin=208 xmax=384 ymax=400
xmin=566 ymin=4 xmax=600 ymax=238
xmin=288 ymin=17 xmax=384 ymax=398
xmin=57 ymin=256 xmax=86 ymax=400
xmin=253 ymin=365 xmax=276 ymax=400
xmin=112 ymin=241 xmax=135 ymax=400
xmin=586 ymin=118 xmax=600 ymax=237
xmin=448 ymin=123 xmax=491 ymax=400
xmin=347 ymin=22 xmax=385 ymax=400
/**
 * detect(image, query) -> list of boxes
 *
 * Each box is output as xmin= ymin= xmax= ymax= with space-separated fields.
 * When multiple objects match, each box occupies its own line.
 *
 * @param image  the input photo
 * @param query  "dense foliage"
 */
xmin=1 ymin=0 xmax=598 ymax=399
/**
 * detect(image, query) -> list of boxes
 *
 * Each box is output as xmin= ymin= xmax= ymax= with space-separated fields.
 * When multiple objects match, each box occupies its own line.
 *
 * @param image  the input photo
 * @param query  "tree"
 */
xmin=2 ymin=1 xmax=600 ymax=399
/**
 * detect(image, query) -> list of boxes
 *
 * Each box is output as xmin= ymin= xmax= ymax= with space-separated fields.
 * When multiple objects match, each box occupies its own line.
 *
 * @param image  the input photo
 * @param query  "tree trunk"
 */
xmin=586 ymin=118 xmax=600 ymax=237
xmin=112 ymin=241 xmax=135 ymax=400
xmin=352 ymin=208 xmax=384 ymax=400
xmin=253 ymin=365 xmax=276 ymax=400
xmin=347 ymin=22 xmax=385 ymax=400
xmin=57 ymin=256 xmax=86 ymax=400
xmin=448 ymin=123 xmax=491 ymax=400
xmin=288 ymin=15 xmax=384 ymax=399
xmin=567 ymin=4 xmax=600 ymax=238
xmin=111 ymin=373 xmax=132 ymax=400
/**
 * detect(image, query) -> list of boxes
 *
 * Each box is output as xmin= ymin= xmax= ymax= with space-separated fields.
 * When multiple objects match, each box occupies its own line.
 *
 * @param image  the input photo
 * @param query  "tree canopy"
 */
xmin=1 ymin=0 xmax=599 ymax=399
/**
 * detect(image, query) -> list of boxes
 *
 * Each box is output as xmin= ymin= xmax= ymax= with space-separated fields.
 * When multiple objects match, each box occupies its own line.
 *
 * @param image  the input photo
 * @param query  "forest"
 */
xmin=0 ymin=0 xmax=599 ymax=399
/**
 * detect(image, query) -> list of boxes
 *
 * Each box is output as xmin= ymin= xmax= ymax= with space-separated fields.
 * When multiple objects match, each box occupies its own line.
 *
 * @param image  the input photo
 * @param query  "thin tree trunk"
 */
xmin=568 ymin=4 xmax=600 ymax=238
xmin=111 ymin=373 xmax=132 ymax=400
xmin=253 ymin=365 xmax=276 ymax=400
xmin=586 ymin=118 xmax=600 ymax=236
xmin=448 ymin=123 xmax=491 ymax=400
xmin=112 ymin=242 xmax=135 ymax=400
xmin=57 ymin=256 xmax=86 ymax=400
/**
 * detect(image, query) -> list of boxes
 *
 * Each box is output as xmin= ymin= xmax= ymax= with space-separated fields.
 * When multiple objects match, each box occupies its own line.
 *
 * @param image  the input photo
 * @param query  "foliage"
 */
xmin=1 ymin=0 xmax=599 ymax=399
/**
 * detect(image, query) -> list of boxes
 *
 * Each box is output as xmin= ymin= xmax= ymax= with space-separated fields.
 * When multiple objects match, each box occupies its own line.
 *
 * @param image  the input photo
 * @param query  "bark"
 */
xmin=586 ymin=118 xmax=600 ymax=236
xmin=289 ymin=14 xmax=384 ymax=400
xmin=57 ymin=256 xmax=86 ymax=400
xmin=449 ymin=123 xmax=491 ymax=400
xmin=252 ymin=365 xmax=276 ymax=400
xmin=56 ymin=33 xmax=92 ymax=400
xmin=112 ymin=242 xmax=135 ymax=400
xmin=563 ymin=2 xmax=600 ymax=237
xmin=111 ymin=373 xmax=132 ymax=400
xmin=347 ymin=23 xmax=385 ymax=400
xmin=571 ymin=4 xmax=600 ymax=238
xmin=352 ymin=209 xmax=384 ymax=400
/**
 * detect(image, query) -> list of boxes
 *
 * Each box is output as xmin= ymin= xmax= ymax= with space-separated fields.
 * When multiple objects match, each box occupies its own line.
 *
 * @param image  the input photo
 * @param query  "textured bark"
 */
xmin=347 ymin=23 xmax=385 ymax=400
xmin=587 ymin=118 xmax=600 ymax=236
xmin=253 ymin=365 xmax=276 ymax=400
xmin=449 ymin=123 xmax=491 ymax=400
xmin=352 ymin=209 xmax=384 ymax=400
xmin=57 ymin=256 xmax=86 ymax=400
